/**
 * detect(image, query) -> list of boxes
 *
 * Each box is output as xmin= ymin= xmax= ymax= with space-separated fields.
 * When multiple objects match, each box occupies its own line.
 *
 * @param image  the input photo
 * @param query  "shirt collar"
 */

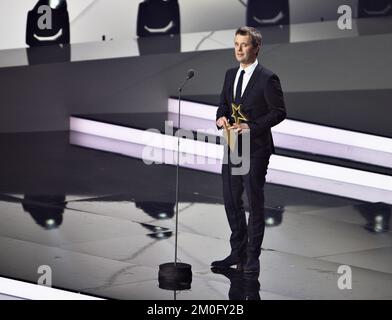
xmin=240 ymin=59 xmax=258 ymax=75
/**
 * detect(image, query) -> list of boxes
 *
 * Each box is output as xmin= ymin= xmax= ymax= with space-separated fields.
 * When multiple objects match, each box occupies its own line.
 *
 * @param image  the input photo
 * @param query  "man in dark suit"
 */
xmin=212 ymin=26 xmax=286 ymax=273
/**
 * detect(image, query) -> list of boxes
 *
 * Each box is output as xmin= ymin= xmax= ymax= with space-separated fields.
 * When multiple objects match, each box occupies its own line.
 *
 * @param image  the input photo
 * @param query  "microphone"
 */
xmin=179 ymin=69 xmax=196 ymax=92
xmin=186 ymin=69 xmax=195 ymax=80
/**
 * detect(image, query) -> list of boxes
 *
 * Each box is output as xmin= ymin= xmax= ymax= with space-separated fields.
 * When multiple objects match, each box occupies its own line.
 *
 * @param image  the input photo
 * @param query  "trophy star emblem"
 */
xmin=231 ymin=103 xmax=248 ymax=124
xmin=221 ymin=103 xmax=249 ymax=153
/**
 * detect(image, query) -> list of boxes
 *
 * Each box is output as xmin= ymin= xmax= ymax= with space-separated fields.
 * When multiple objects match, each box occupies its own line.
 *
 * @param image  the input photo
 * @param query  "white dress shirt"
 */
xmin=233 ymin=59 xmax=259 ymax=100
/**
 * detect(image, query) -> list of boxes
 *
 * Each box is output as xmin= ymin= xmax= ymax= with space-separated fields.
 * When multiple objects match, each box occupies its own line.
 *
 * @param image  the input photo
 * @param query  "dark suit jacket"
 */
xmin=216 ymin=64 xmax=286 ymax=157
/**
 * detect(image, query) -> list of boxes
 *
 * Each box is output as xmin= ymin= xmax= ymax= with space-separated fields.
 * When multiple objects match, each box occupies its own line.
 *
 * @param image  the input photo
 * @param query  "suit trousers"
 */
xmin=221 ymin=151 xmax=270 ymax=263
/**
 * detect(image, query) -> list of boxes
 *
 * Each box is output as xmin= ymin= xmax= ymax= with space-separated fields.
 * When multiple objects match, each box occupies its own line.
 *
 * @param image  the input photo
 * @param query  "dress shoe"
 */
xmin=243 ymin=258 xmax=260 ymax=274
xmin=211 ymin=254 xmax=243 ymax=269
xmin=211 ymin=266 xmax=242 ymax=278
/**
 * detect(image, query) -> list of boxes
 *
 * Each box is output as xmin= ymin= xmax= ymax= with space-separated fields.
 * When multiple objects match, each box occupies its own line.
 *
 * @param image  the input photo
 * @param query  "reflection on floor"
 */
xmin=0 ymin=131 xmax=391 ymax=299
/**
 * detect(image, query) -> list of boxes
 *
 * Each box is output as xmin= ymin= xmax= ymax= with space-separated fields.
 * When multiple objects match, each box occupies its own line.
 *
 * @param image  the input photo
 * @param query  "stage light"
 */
xmin=49 ymin=0 xmax=62 ymax=9
xmin=365 ymin=212 xmax=390 ymax=233
xmin=21 ymin=195 xmax=65 ymax=230
xmin=135 ymin=201 xmax=175 ymax=219
xmin=137 ymin=0 xmax=180 ymax=37
xmin=26 ymin=0 xmax=70 ymax=47
xmin=148 ymin=231 xmax=173 ymax=240
xmin=357 ymin=202 xmax=391 ymax=233
xmin=246 ymin=0 xmax=290 ymax=27
xmin=265 ymin=217 xmax=275 ymax=226
xmin=45 ymin=218 xmax=56 ymax=228
xmin=264 ymin=207 xmax=284 ymax=227
xmin=358 ymin=0 xmax=392 ymax=18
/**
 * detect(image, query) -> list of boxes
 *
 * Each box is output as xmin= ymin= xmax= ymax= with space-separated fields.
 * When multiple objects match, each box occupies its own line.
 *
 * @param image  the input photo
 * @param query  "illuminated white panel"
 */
xmin=0 ymin=277 xmax=104 ymax=300
xmin=269 ymin=155 xmax=392 ymax=192
xmin=168 ymin=98 xmax=392 ymax=168
xmin=69 ymin=125 xmax=392 ymax=204
xmin=70 ymin=131 xmax=222 ymax=173
xmin=167 ymin=112 xmax=222 ymax=137
xmin=168 ymin=98 xmax=216 ymax=120
xmin=70 ymin=117 xmax=223 ymax=159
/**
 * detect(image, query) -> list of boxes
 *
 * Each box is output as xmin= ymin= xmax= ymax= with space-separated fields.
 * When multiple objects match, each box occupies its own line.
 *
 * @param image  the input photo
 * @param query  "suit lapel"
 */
xmin=240 ymin=64 xmax=262 ymax=105
xmin=228 ymin=68 xmax=238 ymax=104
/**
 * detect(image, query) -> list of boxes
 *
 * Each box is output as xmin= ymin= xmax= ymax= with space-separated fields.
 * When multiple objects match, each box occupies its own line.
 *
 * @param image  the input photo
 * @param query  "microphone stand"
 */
xmin=174 ymin=82 xmax=183 ymax=266
xmin=158 ymin=73 xmax=193 ymax=291
xmin=174 ymin=75 xmax=192 ymax=265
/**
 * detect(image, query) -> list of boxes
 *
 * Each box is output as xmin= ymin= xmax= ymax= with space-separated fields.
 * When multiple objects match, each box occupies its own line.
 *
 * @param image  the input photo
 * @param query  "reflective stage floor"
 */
xmin=0 ymin=131 xmax=391 ymax=299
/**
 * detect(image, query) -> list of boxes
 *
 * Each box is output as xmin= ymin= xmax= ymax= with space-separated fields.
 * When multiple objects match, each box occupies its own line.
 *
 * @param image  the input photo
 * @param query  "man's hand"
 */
xmin=229 ymin=123 xmax=250 ymax=134
xmin=216 ymin=116 xmax=229 ymax=128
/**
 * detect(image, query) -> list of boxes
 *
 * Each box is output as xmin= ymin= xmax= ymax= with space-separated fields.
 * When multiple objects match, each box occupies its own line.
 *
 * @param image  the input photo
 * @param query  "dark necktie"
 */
xmin=234 ymin=69 xmax=245 ymax=105
xmin=233 ymin=69 xmax=245 ymax=157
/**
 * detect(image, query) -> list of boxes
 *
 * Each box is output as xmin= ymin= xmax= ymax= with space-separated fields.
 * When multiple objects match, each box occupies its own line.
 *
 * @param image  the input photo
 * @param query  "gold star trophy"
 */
xmin=223 ymin=103 xmax=248 ymax=152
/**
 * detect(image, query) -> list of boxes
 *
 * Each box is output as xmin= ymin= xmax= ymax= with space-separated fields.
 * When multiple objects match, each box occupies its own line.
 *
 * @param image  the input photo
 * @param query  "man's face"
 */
xmin=234 ymin=34 xmax=258 ymax=65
